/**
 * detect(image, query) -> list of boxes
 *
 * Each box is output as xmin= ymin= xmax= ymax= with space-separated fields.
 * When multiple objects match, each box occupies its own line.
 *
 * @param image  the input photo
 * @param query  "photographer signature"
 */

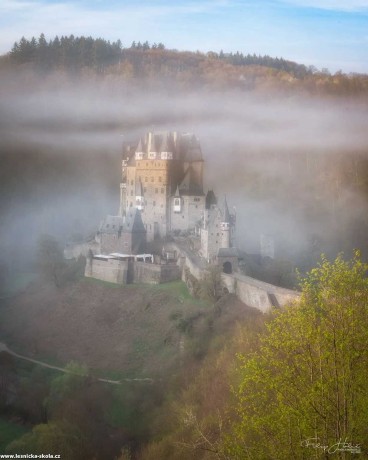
xmin=301 ymin=437 xmax=361 ymax=454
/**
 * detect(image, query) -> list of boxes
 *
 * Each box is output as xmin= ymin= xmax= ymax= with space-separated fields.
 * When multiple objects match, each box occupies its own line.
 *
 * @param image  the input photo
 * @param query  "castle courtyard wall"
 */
xmin=85 ymin=258 xmax=128 ymax=284
xmin=85 ymin=258 xmax=181 ymax=285
xmin=221 ymin=273 xmax=300 ymax=312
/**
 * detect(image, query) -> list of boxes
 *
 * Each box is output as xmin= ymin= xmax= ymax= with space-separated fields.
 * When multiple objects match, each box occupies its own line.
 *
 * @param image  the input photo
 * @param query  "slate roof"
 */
xmin=205 ymin=190 xmax=217 ymax=209
xmin=99 ymin=210 xmax=146 ymax=235
xmin=178 ymin=166 xmax=204 ymax=196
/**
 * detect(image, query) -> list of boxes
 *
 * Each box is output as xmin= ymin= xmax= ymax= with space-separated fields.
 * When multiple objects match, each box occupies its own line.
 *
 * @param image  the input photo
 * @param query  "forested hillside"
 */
xmin=3 ymin=34 xmax=368 ymax=95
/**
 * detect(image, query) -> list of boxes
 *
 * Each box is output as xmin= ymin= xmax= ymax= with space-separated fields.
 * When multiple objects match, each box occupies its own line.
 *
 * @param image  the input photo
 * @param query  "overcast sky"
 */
xmin=0 ymin=0 xmax=367 ymax=73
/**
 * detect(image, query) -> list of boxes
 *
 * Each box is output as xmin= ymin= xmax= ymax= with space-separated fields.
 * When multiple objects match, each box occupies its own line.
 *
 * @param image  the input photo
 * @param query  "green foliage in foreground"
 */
xmin=0 ymin=418 xmax=29 ymax=453
xmin=6 ymin=421 xmax=88 ymax=458
xmin=227 ymin=253 xmax=368 ymax=459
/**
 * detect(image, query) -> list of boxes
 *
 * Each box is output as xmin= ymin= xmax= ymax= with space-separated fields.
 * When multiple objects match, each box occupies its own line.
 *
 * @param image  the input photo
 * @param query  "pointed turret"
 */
xmin=135 ymin=138 xmax=144 ymax=160
xmin=160 ymin=132 xmax=174 ymax=160
xmin=220 ymin=196 xmax=231 ymax=249
xmin=148 ymin=132 xmax=157 ymax=159
xmin=222 ymin=196 xmax=231 ymax=223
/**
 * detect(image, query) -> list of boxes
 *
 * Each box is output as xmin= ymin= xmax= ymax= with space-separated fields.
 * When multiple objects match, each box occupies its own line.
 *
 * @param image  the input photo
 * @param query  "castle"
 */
xmin=83 ymin=131 xmax=300 ymax=311
xmin=112 ymin=131 xmax=237 ymax=269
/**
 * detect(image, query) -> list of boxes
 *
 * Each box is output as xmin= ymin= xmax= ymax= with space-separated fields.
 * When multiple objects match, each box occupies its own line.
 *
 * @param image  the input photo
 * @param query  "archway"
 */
xmin=223 ymin=261 xmax=232 ymax=274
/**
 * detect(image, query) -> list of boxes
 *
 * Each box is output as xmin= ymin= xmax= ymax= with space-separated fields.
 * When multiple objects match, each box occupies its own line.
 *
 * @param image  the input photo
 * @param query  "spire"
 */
xmin=148 ymin=132 xmax=157 ymax=152
xmin=222 ymin=196 xmax=231 ymax=223
xmin=136 ymin=138 xmax=144 ymax=153
xmin=174 ymin=184 xmax=180 ymax=197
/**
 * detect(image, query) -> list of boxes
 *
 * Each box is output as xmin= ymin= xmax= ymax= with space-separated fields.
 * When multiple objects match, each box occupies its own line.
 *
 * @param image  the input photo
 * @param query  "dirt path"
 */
xmin=0 ymin=341 xmax=153 ymax=384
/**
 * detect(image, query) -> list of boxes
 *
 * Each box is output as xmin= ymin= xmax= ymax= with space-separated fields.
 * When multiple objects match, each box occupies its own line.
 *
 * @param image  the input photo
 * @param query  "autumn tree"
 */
xmin=226 ymin=253 xmax=368 ymax=459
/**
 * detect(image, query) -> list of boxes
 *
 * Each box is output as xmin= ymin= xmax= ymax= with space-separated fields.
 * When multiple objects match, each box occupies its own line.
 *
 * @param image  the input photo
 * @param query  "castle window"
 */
xmin=159 ymin=177 xmax=162 ymax=182
xmin=131 ymin=180 xmax=133 ymax=185
xmin=131 ymin=190 xmax=133 ymax=196
xmin=194 ymin=197 xmax=200 ymax=202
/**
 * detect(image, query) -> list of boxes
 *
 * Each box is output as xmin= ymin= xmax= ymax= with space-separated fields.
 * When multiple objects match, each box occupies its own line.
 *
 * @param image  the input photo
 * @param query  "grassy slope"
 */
xmin=0 ymin=276 xmax=252 ymax=379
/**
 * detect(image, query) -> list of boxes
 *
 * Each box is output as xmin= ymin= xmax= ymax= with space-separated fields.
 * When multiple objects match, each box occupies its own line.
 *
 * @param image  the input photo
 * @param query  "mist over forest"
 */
xmin=2 ymin=35 xmax=368 ymax=459
xmin=1 ymin=37 xmax=368 ymax=273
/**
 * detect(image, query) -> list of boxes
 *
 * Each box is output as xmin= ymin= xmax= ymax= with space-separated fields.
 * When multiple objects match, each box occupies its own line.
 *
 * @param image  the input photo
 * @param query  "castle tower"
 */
xmin=220 ymin=197 xmax=231 ymax=249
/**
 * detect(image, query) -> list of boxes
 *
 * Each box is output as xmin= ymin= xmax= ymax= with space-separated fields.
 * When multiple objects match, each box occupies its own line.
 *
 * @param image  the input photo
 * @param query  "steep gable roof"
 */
xmin=178 ymin=166 xmax=204 ymax=196
xmin=124 ymin=208 xmax=146 ymax=233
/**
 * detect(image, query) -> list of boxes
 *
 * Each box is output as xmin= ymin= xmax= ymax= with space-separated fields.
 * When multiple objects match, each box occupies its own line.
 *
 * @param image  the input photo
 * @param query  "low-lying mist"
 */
xmin=1 ymin=69 xmax=368 ymax=272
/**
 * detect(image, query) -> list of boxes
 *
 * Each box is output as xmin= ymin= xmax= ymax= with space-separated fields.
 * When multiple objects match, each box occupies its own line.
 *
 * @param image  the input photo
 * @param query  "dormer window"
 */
xmin=161 ymin=152 xmax=173 ymax=160
xmin=148 ymin=152 xmax=156 ymax=159
xmin=135 ymin=152 xmax=143 ymax=160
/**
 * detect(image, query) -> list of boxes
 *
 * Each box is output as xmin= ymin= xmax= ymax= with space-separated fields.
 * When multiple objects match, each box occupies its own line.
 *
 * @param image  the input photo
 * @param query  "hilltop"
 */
xmin=1 ymin=34 xmax=368 ymax=96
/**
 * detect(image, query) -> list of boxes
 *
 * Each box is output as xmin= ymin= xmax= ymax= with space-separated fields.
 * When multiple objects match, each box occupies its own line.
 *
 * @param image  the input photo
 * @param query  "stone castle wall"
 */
xmin=172 ymin=243 xmax=300 ymax=312
xmin=221 ymin=273 xmax=300 ymax=313
xmin=85 ymin=258 xmax=128 ymax=284
xmin=85 ymin=244 xmax=300 ymax=312
xmin=85 ymin=257 xmax=181 ymax=285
